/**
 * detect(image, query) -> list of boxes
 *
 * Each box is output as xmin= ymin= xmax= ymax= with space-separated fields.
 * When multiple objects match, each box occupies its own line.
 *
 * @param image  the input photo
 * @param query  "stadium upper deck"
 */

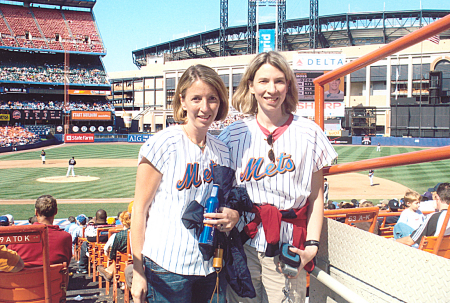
xmin=132 ymin=9 xmax=450 ymax=67
xmin=0 ymin=0 xmax=104 ymax=54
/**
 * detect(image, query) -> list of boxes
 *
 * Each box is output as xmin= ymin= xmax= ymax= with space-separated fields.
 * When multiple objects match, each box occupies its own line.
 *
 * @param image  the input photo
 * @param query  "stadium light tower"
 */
xmin=247 ymin=0 xmax=286 ymax=54
xmin=309 ymin=0 xmax=319 ymax=49
xmin=248 ymin=0 xmax=257 ymax=54
xmin=220 ymin=0 xmax=228 ymax=56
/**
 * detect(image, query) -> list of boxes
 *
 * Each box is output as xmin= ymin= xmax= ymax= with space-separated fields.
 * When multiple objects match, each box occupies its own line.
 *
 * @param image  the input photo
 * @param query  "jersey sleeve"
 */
xmin=311 ymin=122 xmax=338 ymax=172
xmin=138 ymin=130 xmax=178 ymax=175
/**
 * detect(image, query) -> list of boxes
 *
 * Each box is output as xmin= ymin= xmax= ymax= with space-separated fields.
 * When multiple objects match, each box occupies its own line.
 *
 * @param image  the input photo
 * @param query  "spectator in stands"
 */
xmin=420 ymin=191 xmax=438 ymax=212
xmin=325 ymin=201 xmax=336 ymax=210
xmin=4 ymin=214 xmax=14 ymax=226
xmin=397 ymin=183 xmax=450 ymax=246
xmin=378 ymin=199 xmax=401 ymax=226
xmin=28 ymin=215 xmax=37 ymax=224
xmin=7 ymin=195 xmax=72 ymax=267
xmin=77 ymin=209 xmax=109 ymax=274
xmin=97 ymin=209 xmax=132 ymax=282
xmin=393 ymin=190 xmax=425 ymax=239
xmin=67 ymin=214 xmax=87 ymax=254
xmin=0 ymin=216 xmax=9 ymax=226
xmin=64 ymin=216 xmax=76 ymax=232
xmin=0 ymin=245 xmax=24 ymax=272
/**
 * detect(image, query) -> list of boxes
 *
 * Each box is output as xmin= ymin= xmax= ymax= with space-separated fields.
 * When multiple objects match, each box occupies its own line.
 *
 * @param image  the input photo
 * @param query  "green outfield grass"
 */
xmin=332 ymin=145 xmax=450 ymax=194
xmin=1 ymin=143 xmax=449 ymax=220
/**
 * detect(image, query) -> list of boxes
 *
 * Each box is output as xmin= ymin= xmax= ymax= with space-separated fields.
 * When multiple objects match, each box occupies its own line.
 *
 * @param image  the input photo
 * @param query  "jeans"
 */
xmin=144 ymin=257 xmax=226 ymax=303
xmin=78 ymin=241 xmax=89 ymax=270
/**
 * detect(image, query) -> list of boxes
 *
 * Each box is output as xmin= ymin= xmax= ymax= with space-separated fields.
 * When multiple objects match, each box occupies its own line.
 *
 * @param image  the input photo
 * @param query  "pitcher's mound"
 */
xmin=36 ymin=176 xmax=100 ymax=183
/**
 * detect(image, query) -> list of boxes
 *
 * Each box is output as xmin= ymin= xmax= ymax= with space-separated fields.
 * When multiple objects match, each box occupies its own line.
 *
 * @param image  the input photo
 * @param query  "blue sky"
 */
xmin=92 ymin=0 xmax=446 ymax=73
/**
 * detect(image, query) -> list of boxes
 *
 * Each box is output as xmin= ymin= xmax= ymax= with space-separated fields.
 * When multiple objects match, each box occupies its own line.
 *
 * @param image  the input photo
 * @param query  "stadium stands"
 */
xmin=0 ymin=52 xmax=108 ymax=85
xmin=0 ymin=3 xmax=105 ymax=54
xmin=0 ymin=126 xmax=40 ymax=147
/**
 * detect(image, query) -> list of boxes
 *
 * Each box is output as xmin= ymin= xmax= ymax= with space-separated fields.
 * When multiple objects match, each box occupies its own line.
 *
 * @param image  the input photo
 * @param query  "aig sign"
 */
xmin=259 ymin=29 xmax=275 ymax=53
xmin=128 ymin=134 xmax=153 ymax=142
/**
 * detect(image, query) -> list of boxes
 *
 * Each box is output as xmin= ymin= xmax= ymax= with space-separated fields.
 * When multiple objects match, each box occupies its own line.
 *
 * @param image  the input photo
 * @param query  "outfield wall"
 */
xmin=353 ymin=136 xmax=450 ymax=147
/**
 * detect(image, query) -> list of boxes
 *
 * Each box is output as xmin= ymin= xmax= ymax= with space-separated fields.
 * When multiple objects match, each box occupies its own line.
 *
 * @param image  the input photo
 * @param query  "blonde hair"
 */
xmin=232 ymin=51 xmax=298 ymax=115
xmin=403 ymin=190 xmax=421 ymax=206
xmin=127 ymin=201 xmax=133 ymax=214
xmin=119 ymin=211 xmax=131 ymax=229
xmin=173 ymin=64 xmax=229 ymax=123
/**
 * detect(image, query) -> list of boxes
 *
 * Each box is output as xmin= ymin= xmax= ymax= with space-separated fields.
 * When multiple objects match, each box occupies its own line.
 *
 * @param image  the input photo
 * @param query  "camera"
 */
xmin=279 ymin=243 xmax=301 ymax=276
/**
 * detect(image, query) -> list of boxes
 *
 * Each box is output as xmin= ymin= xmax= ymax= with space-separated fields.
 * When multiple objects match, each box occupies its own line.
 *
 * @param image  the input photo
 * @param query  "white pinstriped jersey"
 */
xmin=218 ymin=115 xmax=337 ymax=252
xmin=138 ymin=125 xmax=230 ymax=276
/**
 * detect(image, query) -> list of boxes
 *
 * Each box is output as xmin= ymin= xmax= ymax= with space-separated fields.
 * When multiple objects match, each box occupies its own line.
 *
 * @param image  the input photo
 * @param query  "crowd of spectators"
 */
xmin=66 ymin=101 xmax=114 ymax=113
xmin=0 ymin=100 xmax=63 ymax=110
xmin=209 ymin=112 xmax=245 ymax=130
xmin=0 ymin=125 xmax=40 ymax=148
xmin=0 ymin=100 xmax=114 ymax=112
xmin=0 ymin=62 xmax=108 ymax=85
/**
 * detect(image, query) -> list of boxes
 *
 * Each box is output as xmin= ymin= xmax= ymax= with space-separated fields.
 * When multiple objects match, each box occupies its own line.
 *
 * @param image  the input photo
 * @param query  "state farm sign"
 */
xmin=65 ymin=134 xmax=95 ymax=143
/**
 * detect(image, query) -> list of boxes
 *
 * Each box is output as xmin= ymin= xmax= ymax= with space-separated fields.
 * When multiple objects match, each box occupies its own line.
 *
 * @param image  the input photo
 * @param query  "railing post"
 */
xmin=315 ymin=84 xmax=325 ymax=130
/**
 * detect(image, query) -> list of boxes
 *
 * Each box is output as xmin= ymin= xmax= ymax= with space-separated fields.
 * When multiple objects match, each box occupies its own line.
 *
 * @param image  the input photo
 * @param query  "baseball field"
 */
xmin=0 ymin=142 xmax=449 ymax=220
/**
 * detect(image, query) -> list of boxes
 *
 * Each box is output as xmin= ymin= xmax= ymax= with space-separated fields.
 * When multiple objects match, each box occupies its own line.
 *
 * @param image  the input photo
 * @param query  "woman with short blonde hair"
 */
xmin=131 ymin=64 xmax=238 ymax=303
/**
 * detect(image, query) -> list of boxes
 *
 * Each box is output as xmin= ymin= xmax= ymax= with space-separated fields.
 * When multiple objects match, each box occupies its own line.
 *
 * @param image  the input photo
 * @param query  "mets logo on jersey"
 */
xmin=176 ymin=160 xmax=217 ymax=190
xmin=240 ymin=152 xmax=295 ymax=181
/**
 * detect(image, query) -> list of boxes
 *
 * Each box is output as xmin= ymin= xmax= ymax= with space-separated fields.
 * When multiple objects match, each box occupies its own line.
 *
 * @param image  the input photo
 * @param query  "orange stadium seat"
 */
xmin=418 ymin=208 xmax=450 ymax=259
xmin=0 ymin=225 xmax=68 ymax=303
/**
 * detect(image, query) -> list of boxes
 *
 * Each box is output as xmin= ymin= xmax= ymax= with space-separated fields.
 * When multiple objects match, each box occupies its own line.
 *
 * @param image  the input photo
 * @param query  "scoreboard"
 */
xmin=11 ymin=109 xmax=62 ymax=121
xmin=295 ymin=71 xmax=324 ymax=100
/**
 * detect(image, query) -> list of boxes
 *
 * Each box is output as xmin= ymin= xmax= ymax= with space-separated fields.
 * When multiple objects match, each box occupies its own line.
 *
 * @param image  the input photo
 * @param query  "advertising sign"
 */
xmin=293 ymin=53 xmax=345 ymax=71
xmin=4 ymin=87 xmax=27 ymax=93
xmin=68 ymin=89 xmax=111 ymax=96
xmin=65 ymin=134 xmax=95 ymax=143
xmin=71 ymin=111 xmax=112 ymax=121
xmin=259 ymin=29 xmax=275 ymax=53
xmin=127 ymin=134 xmax=153 ymax=143
xmin=295 ymin=101 xmax=345 ymax=118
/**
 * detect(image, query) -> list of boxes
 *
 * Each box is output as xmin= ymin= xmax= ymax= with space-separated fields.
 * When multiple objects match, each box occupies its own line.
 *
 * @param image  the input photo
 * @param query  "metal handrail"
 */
xmin=309 ymin=13 xmax=450 ymax=176
xmin=310 ymin=267 xmax=370 ymax=303
xmin=323 ymin=145 xmax=450 ymax=176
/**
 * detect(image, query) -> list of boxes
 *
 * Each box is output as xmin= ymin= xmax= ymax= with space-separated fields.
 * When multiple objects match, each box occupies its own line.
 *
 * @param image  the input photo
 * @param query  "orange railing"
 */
xmin=312 ymin=13 xmax=450 ymax=176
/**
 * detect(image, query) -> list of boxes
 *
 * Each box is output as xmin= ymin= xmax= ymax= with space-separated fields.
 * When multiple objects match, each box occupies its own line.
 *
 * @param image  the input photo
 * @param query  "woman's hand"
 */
xmin=203 ymin=207 xmax=239 ymax=232
xmin=131 ymin=268 xmax=148 ymax=303
xmin=280 ymin=245 xmax=318 ymax=279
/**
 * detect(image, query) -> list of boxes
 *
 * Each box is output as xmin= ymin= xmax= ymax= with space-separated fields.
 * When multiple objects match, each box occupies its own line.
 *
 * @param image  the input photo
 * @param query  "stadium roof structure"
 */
xmin=132 ymin=9 xmax=450 ymax=68
xmin=4 ymin=0 xmax=96 ymax=9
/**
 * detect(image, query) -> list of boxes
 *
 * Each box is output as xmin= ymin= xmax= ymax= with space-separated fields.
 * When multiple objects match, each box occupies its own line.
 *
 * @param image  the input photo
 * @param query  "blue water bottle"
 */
xmin=199 ymin=184 xmax=220 ymax=246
